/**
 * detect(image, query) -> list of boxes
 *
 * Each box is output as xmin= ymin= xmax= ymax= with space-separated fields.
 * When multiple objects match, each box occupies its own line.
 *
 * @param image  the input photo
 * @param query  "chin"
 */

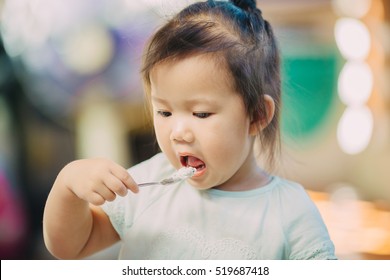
xmin=187 ymin=180 xmax=213 ymax=190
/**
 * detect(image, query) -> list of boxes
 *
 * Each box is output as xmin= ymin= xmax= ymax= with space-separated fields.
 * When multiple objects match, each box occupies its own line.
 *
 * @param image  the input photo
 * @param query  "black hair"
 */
xmin=142 ymin=0 xmax=281 ymax=169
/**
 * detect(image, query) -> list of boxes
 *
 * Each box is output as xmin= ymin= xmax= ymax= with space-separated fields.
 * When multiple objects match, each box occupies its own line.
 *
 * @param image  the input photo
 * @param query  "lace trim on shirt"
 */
xmin=148 ymin=226 xmax=258 ymax=259
xmin=293 ymin=240 xmax=337 ymax=260
xmin=102 ymin=201 xmax=129 ymax=237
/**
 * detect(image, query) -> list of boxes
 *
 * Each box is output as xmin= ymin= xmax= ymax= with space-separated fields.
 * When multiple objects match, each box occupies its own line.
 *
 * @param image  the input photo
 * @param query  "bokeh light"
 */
xmin=332 ymin=0 xmax=372 ymax=18
xmin=337 ymin=106 xmax=373 ymax=155
xmin=338 ymin=61 xmax=373 ymax=106
xmin=335 ymin=18 xmax=371 ymax=60
xmin=59 ymin=24 xmax=114 ymax=75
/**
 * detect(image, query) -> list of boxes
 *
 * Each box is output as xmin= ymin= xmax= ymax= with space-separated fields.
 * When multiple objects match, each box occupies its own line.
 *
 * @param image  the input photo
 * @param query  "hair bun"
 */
xmin=231 ymin=0 xmax=257 ymax=11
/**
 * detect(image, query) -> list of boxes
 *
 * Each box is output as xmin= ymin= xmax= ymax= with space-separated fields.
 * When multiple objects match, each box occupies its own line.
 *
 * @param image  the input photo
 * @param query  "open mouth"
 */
xmin=180 ymin=155 xmax=206 ymax=174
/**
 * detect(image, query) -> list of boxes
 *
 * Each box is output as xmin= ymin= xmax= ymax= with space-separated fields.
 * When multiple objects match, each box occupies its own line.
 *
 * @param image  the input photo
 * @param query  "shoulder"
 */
xmin=270 ymin=176 xmax=325 ymax=231
xmin=271 ymin=177 xmax=336 ymax=259
xmin=268 ymin=178 xmax=326 ymax=241
xmin=270 ymin=176 xmax=313 ymax=206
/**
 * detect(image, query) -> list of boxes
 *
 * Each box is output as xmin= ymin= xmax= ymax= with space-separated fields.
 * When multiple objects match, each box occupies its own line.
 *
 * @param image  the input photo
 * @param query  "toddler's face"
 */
xmin=149 ymin=55 xmax=260 ymax=191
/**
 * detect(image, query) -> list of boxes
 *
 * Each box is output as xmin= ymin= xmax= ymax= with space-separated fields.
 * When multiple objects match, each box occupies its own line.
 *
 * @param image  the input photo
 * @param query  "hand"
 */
xmin=59 ymin=158 xmax=138 ymax=206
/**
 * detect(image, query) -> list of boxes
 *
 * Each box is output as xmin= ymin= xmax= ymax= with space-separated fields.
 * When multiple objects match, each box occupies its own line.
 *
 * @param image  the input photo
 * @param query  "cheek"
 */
xmin=153 ymin=119 xmax=168 ymax=149
xmin=202 ymin=120 xmax=250 ymax=155
xmin=212 ymin=114 xmax=250 ymax=138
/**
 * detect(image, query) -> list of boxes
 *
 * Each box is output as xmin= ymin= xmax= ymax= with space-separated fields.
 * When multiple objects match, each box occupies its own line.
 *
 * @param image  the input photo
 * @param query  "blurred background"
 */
xmin=0 ymin=0 xmax=389 ymax=260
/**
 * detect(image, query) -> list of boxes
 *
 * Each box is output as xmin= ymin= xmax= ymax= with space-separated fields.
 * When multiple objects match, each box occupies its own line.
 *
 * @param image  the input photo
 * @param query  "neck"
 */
xmin=215 ymin=153 xmax=270 ymax=192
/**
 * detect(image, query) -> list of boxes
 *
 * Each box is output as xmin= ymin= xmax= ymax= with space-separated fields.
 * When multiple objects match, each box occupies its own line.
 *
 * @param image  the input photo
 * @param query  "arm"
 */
xmin=43 ymin=158 xmax=139 ymax=259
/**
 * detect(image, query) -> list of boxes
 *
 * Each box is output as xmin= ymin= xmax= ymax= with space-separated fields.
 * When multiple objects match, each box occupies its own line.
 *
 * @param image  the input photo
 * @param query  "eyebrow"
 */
xmin=151 ymin=95 xmax=220 ymax=107
xmin=151 ymin=95 xmax=169 ymax=105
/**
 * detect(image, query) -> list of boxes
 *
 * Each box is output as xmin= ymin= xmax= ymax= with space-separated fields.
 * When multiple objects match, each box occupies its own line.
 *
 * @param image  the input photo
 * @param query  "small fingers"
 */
xmin=102 ymin=175 xmax=128 ymax=197
xmin=82 ymin=180 xmax=117 ymax=205
xmin=110 ymin=165 xmax=139 ymax=193
xmin=87 ymin=192 xmax=107 ymax=206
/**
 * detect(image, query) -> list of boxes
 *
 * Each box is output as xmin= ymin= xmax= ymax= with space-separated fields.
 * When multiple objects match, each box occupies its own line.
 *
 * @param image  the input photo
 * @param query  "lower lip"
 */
xmin=192 ymin=167 xmax=206 ymax=178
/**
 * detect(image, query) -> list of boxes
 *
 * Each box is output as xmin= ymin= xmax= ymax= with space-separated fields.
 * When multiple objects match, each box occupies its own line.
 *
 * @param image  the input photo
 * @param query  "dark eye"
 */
xmin=157 ymin=110 xmax=172 ymax=117
xmin=193 ymin=112 xmax=212 ymax=119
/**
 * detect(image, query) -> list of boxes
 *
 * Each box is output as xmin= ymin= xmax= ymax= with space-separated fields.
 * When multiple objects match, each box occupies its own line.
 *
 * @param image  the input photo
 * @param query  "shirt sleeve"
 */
xmin=101 ymin=195 xmax=129 ymax=238
xmin=280 ymin=183 xmax=337 ymax=260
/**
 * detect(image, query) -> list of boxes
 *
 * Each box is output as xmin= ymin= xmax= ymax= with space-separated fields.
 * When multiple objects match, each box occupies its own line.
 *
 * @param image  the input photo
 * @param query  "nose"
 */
xmin=170 ymin=119 xmax=194 ymax=143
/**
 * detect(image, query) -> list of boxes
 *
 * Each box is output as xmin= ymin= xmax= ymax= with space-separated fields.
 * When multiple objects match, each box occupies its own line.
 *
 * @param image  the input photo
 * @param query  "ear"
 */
xmin=249 ymin=94 xmax=275 ymax=135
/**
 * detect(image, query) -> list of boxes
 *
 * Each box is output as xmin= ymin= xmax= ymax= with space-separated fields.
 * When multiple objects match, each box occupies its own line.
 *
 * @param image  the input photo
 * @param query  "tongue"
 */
xmin=187 ymin=156 xmax=204 ymax=168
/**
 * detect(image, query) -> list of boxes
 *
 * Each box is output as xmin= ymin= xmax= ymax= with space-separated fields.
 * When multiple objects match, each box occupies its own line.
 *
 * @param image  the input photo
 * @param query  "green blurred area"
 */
xmin=281 ymin=50 xmax=341 ymax=140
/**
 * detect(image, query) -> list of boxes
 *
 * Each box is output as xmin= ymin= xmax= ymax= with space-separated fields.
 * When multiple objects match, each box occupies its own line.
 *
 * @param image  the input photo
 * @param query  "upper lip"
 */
xmin=178 ymin=152 xmax=196 ymax=157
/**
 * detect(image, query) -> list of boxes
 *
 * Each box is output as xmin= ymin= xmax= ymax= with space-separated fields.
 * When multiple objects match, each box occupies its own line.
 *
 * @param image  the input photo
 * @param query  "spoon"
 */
xmin=137 ymin=166 xmax=196 ymax=187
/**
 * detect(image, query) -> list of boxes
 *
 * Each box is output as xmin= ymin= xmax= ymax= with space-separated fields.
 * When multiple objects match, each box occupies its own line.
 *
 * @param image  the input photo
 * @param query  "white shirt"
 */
xmin=102 ymin=153 xmax=336 ymax=259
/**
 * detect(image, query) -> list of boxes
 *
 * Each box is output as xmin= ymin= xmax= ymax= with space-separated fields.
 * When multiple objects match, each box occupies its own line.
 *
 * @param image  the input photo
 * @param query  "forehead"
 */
xmin=149 ymin=54 xmax=235 ymax=95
